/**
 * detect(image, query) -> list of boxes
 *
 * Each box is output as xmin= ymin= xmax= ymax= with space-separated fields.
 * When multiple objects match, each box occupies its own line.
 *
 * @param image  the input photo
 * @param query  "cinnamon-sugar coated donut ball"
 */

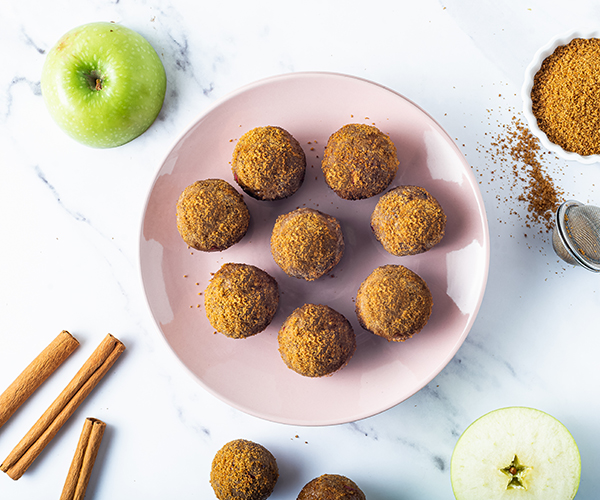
xmin=204 ymin=263 xmax=279 ymax=339
xmin=210 ymin=439 xmax=279 ymax=500
xmin=270 ymin=208 xmax=344 ymax=281
xmin=355 ymin=264 xmax=432 ymax=342
xmin=278 ymin=304 xmax=356 ymax=377
xmin=176 ymin=179 xmax=250 ymax=252
xmin=321 ymin=123 xmax=399 ymax=200
xmin=232 ymin=126 xmax=306 ymax=200
xmin=297 ymin=474 xmax=366 ymax=500
xmin=371 ymin=185 xmax=446 ymax=256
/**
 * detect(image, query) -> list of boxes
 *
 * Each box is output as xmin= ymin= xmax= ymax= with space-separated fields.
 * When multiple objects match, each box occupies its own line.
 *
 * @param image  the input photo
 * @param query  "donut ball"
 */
xmin=270 ymin=208 xmax=344 ymax=281
xmin=204 ymin=263 xmax=279 ymax=339
xmin=210 ymin=439 xmax=279 ymax=500
xmin=232 ymin=126 xmax=306 ymax=200
xmin=278 ymin=304 xmax=356 ymax=377
xmin=176 ymin=179 xmax=250 ymax=252
xmin=355 ymin=265 xmax=432 ymax=342
xmin=321 ymin=123 xmax=399 ymax=200
xmin=297 ymin=474 xmax=366 ymax=500
xmin=371 ymin=185 xmax=446 ymax=256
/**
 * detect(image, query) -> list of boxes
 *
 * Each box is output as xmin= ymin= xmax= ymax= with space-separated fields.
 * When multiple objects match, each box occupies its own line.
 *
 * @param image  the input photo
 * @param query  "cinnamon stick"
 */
xmin=0 ymin=334 xmax=125 ymax=480
xmin=0 ymin=330 xmax=79 ymax=430
xmin=60 ymin=418 xmax=106 ymax=500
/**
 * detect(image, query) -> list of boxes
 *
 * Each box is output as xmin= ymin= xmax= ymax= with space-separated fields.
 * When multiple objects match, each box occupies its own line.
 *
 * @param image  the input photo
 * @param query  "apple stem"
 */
xmin=509 ymin=467 xmax=517 ymax=475
xmin=84 ymin=70 xmax=104 ymax=91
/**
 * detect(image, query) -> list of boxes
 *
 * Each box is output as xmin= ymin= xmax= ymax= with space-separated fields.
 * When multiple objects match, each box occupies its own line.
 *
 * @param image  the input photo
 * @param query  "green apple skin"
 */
xmin=450 ymin=407 xmax=580 ymax=500
xmin=41 ymin=22 xmax=167 ymax=148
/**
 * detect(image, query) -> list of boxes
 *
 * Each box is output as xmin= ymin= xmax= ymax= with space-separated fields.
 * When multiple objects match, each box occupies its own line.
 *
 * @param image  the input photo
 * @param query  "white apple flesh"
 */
xmin=41 ymin=22 xmax=167 ymax=148
xmin=451 ymin=407 xmax=580 ymax=500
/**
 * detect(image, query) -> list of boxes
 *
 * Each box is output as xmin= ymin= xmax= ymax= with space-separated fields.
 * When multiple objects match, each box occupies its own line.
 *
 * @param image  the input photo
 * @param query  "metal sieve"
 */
xmin=552 ymin=200 xmax=600 ymax=272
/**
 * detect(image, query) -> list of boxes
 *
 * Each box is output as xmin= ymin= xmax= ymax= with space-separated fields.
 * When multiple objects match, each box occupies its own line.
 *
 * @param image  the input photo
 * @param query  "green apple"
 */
xmin=41 ymin=22 xmax=166 ymax=148
xmin=451 ymin=407 xmax=580 ymax=500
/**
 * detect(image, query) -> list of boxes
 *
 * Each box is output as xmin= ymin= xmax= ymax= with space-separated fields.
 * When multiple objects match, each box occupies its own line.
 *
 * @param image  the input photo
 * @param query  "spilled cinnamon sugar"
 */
xmin=477 ymin=112 xmax=565 ymax=233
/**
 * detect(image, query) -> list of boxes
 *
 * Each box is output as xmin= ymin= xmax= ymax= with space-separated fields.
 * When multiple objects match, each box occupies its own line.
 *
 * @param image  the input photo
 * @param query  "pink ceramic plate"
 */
xmin=140 ymin=72 xmax=489 ymax=426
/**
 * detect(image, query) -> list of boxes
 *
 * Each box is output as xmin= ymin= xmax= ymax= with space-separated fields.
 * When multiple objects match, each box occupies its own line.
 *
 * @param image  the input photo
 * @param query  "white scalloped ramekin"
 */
xmin=521 ymin=29 xmax=600 ymax=164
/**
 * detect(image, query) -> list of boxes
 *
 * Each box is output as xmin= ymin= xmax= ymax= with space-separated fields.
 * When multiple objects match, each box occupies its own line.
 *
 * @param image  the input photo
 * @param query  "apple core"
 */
xmin=500 ymin=455 xmax=531 ymax=490
xmin=450 ymin=407 xmax=581 ymax=500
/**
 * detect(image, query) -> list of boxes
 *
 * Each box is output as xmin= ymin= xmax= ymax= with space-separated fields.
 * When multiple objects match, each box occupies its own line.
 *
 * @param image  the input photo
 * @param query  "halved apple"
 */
xmin=451 ymin=407 xmax=580 ymax=499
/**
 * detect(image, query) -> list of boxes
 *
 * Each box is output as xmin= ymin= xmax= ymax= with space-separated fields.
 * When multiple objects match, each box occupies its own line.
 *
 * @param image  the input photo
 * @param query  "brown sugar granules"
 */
xmin=480 ymin=113 xmax=564 ymax=233
xmin=507 ymin=118 xmax=563 ymax=230
xmin=532 ymin=38 xmax=600 ymax=156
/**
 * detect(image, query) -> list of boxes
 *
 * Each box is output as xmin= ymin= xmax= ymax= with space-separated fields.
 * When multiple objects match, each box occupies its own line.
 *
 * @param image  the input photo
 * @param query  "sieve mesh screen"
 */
xmin=553 ymin=201 xmax=600 ymax=272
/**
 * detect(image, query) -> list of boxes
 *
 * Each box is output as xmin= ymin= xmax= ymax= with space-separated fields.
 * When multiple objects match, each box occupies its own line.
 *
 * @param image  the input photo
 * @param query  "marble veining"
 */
xmin=4 ymin=78 xmax=40 ymax=120
xmin=33 ymin=165 xmax=88 ymax=222
xmin=1 ymin=1 xmax=600 ymax=499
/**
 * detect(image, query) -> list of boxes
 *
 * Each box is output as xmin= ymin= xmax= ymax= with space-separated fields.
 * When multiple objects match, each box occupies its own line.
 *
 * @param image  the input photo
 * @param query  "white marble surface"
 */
xmin=1 ymin=1 xmax=599 ymax=498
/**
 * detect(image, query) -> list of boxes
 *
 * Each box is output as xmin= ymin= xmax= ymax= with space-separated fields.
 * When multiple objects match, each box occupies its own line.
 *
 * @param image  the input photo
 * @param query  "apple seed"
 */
xmin=500 ymin=455 xmax=531 ymax=490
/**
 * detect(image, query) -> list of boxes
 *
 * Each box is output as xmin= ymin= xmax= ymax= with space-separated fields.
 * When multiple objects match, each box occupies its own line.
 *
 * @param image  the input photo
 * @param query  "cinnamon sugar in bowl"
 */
xmin=522 ymin=29 xmax=600 ymax=164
